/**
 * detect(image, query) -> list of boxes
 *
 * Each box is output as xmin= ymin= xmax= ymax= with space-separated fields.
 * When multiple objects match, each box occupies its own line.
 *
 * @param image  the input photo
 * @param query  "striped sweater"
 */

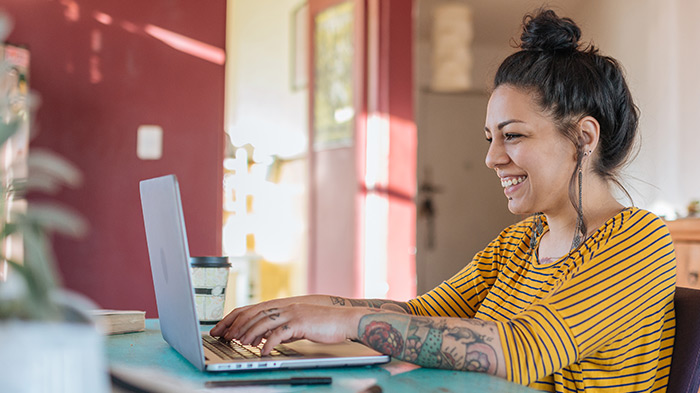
xmin=407 ymin=207 xmax=676 ymax=393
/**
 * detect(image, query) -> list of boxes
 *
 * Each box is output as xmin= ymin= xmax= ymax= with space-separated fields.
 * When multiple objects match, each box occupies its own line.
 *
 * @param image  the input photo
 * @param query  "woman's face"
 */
xmin=484 ymin=85 xmax=577 ymax=216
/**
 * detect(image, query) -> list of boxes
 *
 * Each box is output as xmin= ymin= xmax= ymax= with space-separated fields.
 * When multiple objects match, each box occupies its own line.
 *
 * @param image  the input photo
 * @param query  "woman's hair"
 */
xmin=494 ymin=8 xmax=639 ymax=237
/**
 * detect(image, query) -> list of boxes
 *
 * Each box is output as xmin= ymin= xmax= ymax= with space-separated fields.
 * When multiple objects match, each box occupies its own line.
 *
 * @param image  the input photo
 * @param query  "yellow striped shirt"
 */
xmin=407 ymin=208 xmax=676 ymax=393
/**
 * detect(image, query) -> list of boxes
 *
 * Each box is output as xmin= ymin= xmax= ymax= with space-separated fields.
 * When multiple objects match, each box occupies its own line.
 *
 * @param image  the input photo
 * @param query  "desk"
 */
xmin=106 ymin=320 xmax=538 ymax=393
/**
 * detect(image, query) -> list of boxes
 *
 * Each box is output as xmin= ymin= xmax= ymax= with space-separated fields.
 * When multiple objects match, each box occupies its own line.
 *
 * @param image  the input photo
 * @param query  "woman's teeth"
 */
xmin=501 ymin=176 xmax=526 ymax=188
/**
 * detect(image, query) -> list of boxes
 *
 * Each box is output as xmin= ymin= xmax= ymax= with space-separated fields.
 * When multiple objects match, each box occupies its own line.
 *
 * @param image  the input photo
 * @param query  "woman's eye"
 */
xmin=485 ymin=136 xmax=493 ymax=143
xmin=504 ymin=133 xmax=521 ymax=141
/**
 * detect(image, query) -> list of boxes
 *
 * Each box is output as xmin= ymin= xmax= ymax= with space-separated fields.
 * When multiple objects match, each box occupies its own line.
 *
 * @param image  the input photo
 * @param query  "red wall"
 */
xmin=3 ymin=0 xmax=225 ymax=317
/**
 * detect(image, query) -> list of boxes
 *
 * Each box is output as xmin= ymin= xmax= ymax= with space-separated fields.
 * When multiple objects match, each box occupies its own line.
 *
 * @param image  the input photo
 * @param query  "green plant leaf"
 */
xmin=15 ymin=204 xmax=88 ymax=238
xmin=27 ymin=149 xmax=82 ymax=189
xmin=0 ymin=118 xmax=20 ymax=146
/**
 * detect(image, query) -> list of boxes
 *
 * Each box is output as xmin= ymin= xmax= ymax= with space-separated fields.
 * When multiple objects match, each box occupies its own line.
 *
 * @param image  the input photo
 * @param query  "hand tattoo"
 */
xmin=263 ymin=308 xmax=280 ymax=320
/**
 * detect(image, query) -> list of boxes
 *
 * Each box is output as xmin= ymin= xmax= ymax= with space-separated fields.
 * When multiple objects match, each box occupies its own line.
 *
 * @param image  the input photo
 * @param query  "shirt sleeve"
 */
xmin=496 ymin=210 xmax=676 ymax=385
xmin=407 ymin=223 xmax=520 ymax=317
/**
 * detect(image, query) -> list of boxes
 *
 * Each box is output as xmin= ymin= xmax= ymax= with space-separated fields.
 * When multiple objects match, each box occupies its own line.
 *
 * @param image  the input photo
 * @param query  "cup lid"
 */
xmin=189 ymin=256 xmax=231 ymax=268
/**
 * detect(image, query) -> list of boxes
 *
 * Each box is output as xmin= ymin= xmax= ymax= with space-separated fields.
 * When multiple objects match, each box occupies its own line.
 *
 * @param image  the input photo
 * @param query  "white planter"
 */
xmin=0 ymin=321 xmax=109 ymax=393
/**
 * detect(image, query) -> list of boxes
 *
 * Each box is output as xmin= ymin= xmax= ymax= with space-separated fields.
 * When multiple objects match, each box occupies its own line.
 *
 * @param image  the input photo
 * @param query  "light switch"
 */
xmin=137 ymin=125 xmax=163 ymax=160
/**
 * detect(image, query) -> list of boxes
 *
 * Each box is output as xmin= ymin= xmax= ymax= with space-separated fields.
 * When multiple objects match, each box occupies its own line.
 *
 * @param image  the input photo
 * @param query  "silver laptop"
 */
xmin=139 ymin=174 xmax=390 ymax=372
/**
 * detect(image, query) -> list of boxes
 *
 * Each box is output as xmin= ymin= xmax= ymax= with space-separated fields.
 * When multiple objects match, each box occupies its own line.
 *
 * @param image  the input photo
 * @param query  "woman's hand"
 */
xmin=210 ymin=295 xmax=329 ymax=338
xmin=214 ymin=303 xmax=368 ymax=355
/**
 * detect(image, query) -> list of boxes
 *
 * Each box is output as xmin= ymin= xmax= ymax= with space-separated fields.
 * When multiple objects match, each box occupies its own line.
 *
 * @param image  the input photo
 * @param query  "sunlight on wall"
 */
xmin=224 ymin=0 xmax=309 ymax=299
xmin=222 ymin=145 xmax=308 ymax=300
xmin=363 ymin=113 xmax=391 ymax=298
xmin=223 ymin=148 xmax=305 ymax=263
xmin=226 ymin=0 xmax=308 ymax=160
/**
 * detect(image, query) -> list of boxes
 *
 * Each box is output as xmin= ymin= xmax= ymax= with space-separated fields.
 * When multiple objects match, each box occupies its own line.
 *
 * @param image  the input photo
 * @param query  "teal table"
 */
xmin=106 ymin=320 xmax=539 ymax=393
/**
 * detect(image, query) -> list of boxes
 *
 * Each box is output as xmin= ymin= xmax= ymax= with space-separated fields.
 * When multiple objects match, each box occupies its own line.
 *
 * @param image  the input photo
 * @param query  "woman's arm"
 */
xmin=210 ymin=295 xmax=411 ymax=338
xmin=329 ymin=296 xmax=411 ymax=313
xmin=358 ymin=312 xmax=506 ymax=378
xmin=213 ymin=301 xmax=506 ymax=377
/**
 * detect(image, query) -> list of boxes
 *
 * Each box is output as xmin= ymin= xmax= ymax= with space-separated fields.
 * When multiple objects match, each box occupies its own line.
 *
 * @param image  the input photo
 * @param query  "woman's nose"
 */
xmin=485 ymin=139 xmax=509 ymax=169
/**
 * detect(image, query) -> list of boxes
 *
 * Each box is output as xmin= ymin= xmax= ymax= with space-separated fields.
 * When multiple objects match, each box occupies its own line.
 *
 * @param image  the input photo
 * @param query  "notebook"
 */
xmin=139 ymin=174 xmax=390 ymax=372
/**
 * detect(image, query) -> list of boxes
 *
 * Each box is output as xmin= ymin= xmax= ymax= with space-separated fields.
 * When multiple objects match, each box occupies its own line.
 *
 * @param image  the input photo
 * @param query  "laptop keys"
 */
xmin=202 ymin=336 xmax=301 ymax=360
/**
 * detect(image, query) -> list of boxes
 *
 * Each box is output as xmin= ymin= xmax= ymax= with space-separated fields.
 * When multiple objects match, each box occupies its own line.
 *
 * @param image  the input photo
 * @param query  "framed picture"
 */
xmin=290 ymin=2 xmax=308 ymax=91
xmin=312 ymin=1 xmax=355 ymax=150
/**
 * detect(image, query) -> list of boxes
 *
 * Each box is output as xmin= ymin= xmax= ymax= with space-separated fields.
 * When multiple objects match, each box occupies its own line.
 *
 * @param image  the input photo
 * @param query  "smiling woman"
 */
xmin=210 ymin=9 xmax=676 ymax=393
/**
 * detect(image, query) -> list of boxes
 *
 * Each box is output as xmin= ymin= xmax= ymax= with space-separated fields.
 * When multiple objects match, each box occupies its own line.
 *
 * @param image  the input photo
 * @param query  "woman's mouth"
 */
xmin=500 ymin=176 xmax=527 ymax=188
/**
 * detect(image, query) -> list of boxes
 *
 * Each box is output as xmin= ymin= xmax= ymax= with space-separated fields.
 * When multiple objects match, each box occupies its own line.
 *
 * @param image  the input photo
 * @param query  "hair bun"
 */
xmin=519 ymin=9 xmax=581 ymax=53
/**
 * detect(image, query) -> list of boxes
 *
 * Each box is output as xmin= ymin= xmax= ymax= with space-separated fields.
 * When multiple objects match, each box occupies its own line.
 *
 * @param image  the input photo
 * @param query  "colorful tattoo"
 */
xmin=360 ymin=321 xmax=404 ymax=357
xmin=358 ymin=314 xmax=499 ymax=375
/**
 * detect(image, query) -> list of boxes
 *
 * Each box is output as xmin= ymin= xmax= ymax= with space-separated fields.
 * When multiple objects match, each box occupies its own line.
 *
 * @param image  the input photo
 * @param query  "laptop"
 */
xmin=139 ymin=174 xmax=390 ymax=372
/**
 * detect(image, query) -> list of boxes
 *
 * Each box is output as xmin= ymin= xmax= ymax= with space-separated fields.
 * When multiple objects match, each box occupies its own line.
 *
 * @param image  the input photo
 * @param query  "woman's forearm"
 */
xmin=357 ymin=313 xmax=506 ymax=378
xmin=325 ymin=296 xmax=412 ymax=314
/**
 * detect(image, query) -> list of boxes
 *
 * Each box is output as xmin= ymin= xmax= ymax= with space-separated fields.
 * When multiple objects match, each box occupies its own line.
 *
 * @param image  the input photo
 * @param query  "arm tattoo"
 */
xmin=330 ymin=296 xmax=346 ymax=306
xmin=328 ymin=297 xmax=411 ymax=314
xmin=348 ymin=299 xmax=411 ymax=314
xmin=358 ymin=314 xmax=500 ymax=374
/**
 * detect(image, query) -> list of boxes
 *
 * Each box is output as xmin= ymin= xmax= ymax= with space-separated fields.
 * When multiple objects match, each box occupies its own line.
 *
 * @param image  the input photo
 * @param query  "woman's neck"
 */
xmin=539 ymin=176 xmax=624 ymax=260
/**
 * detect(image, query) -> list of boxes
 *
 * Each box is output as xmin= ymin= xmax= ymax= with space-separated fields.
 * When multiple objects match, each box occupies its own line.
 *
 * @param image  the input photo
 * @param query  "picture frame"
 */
xmin=312 ymin=1 xmax=355 ymax=150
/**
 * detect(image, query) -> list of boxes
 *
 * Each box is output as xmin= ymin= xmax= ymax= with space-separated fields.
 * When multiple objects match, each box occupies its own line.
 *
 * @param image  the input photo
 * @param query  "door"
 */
xmin=415 ymin=91 xmax=517 ymax=294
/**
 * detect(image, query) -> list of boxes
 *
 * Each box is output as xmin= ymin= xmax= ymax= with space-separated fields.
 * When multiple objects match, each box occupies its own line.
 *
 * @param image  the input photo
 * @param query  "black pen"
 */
xmin=205 ymin=377 xmax=332 ymax=388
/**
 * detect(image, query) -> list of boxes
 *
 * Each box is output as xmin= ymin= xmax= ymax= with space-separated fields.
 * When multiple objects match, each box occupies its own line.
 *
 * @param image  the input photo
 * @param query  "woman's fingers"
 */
xmin=233 ymin=307 xmax=280 ymax=341
xmin=210 ymin=305 xmax=248 ymax=336
xmin=211 ymin=296 xmax=323 ymax=338
xmin=239 ymin=308 xmax=291 ymax=345
xmin=261 ymin=324 xmax=297 ymax=355
xmin=216 ymin=303 xmax=366 ymax=356
xmin=215 ymin=301 xmax=282 ymax=340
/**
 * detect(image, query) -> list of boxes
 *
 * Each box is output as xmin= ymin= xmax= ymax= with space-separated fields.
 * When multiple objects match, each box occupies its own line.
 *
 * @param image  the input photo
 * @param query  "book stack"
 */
xmin=90 ymin=310 xmax=146 ymax=335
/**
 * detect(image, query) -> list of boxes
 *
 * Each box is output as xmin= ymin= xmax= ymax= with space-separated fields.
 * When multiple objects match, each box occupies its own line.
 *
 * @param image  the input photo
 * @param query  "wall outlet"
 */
xmin=137 ymin=125 xmax=163 ymax=160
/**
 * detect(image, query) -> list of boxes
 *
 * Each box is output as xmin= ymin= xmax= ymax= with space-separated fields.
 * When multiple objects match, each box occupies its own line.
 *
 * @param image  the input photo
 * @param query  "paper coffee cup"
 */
xmin=190 ymin=256 xmax=231 ymax=323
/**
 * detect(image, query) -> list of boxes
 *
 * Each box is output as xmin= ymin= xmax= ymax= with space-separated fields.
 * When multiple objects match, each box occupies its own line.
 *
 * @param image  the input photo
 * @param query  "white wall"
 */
xmin=417 ymin=0 xmax=700 ymax=217
xmin=225 ymin=0 xmax=309 ymax=297
xmin=226 ymin=0 xmax=308 ymax=159
xmin=573 ymin=0 xmax=700 ymax=217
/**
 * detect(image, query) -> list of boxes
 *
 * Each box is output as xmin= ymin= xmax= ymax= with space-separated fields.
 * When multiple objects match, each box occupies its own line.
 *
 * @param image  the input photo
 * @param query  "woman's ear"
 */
xmin=578 ymin=116 xmax=600 ymax=154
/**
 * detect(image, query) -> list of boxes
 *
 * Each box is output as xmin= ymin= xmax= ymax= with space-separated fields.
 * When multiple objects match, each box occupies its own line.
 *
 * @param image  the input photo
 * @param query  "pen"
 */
xmin=205 ymin=377 xmax=332 ymax=388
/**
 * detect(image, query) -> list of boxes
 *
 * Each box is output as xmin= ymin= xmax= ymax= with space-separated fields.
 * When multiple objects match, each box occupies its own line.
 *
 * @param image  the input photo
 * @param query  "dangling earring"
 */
xmin=570 ymin=150 xmax=590 ymax=250
xmin=571 ymin=166 xmax=583 ymax=249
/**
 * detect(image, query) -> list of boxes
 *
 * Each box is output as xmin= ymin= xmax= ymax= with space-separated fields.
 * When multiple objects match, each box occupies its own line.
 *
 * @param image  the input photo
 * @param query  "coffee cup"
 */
xmin=189 ymin=256 xmax=231 ymax=323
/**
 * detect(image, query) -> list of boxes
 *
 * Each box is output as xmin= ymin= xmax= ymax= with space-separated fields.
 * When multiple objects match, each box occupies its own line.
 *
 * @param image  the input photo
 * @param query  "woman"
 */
xmin=211 ymin=9 xmax=675 ymax=393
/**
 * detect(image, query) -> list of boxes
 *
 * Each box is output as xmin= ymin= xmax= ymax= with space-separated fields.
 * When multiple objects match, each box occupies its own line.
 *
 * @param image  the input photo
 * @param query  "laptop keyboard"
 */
xmin=202 ymin=336 xmax=301 ymax=360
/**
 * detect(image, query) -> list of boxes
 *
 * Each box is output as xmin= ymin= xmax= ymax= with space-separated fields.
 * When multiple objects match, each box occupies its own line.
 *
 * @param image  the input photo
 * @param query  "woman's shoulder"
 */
xmin=610 ymin=207 xmax=669 ymax=232
xmin=590 ymin=206 xmax=673 ymax=248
